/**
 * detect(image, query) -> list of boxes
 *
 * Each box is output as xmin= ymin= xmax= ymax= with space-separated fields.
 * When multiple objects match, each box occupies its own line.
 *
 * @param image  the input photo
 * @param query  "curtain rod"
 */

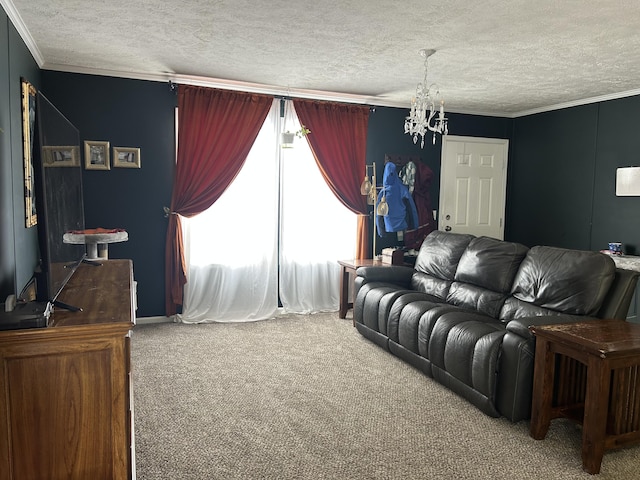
xmin=167 ymin=74 xmax=391 ymax=108
xmin=169 ymin=81 xmax=376 ymax=111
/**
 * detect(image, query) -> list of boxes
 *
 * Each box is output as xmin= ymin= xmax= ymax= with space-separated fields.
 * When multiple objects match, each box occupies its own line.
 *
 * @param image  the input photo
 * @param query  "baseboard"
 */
xmin=136 ymin=308 xmax=290 ymax=325
xmin=136 ymin=315 xmax=174 ymax=325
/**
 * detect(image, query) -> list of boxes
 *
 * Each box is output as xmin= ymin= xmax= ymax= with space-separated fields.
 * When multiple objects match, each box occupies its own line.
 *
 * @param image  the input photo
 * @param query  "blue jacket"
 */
xmin=376 ymin=162 xmax=419 ymax=235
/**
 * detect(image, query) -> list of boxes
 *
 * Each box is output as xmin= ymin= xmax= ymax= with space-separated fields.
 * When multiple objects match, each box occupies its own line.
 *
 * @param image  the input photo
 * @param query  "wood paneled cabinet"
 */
xmin=0 ymin=260 xmax=135 ymax=480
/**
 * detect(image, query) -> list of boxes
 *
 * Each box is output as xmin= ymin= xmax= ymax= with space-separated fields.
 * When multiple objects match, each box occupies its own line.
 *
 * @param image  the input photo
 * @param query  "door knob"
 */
xmin=445 ymin=226 xmax=452 ymax=232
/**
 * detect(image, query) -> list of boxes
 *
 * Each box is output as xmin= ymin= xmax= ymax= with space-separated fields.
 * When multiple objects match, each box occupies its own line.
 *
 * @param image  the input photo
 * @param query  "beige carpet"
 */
xmin=132 ymin=312 xmax=640 ymax=479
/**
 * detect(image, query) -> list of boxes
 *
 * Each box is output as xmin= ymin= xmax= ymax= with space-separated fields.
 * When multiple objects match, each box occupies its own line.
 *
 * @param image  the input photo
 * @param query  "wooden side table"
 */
xmin=337 ymin=259 xmax=386 ymax=321
xmin=529 ymin=319 xmax=640 ymax=474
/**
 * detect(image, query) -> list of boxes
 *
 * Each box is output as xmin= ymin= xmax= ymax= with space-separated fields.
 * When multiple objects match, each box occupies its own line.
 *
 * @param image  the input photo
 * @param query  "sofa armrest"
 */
xmin=597 ymin=268 xmax=640 ymax=320
xmin=356 ymin=265 xmax=414 ymax=288
xmin=505 ymin=314 xmax=595 ymax=340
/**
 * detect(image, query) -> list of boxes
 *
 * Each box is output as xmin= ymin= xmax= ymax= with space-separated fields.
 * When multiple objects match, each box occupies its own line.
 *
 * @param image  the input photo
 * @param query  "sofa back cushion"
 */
xmin=411 ymin=231 xmax=475 ymax=299
xmin=454 ymin=236 xmax=529 ymax=292
xmin=446 ymin=236 xmax=529 ymax=317
xmin=506 ymin=246 xmax=615 ymax=316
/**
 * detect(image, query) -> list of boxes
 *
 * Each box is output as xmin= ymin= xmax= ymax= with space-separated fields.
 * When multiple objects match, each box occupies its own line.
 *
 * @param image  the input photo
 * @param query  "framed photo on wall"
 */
xmin=113 ymin=147 xmax=141 ymax=168
xmin=42 ymin=146 xmax=81 ymax=167
xmin=84 ymin=140 xmax=110 ymax=170
xmin=21 ymin=78 xmax=37 ymax=227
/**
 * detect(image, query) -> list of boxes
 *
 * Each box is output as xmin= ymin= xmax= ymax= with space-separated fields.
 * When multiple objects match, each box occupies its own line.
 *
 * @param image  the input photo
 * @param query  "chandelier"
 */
xmin=404 ymin=48 xmax=448 ymax=148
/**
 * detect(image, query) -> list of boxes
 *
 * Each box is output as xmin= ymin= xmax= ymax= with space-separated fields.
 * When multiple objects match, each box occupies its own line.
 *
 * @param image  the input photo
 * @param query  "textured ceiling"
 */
xmin=4 ymin=0 xmax=640 ymax=116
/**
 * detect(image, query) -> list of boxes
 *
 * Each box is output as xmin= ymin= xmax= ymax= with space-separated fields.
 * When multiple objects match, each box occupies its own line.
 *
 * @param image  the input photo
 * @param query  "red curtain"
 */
xmin=292 ymin=99 xmax=370 ymax=259
xmin=165 ymin=86 xmax=272 ymax=315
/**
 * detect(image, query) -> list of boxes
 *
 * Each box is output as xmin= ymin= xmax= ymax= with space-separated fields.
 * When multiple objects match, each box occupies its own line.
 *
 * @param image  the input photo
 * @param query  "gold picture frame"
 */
xmin=42 ymin=145 xmax=81 ymax=167
xmin=84 ymin=140 xmax=110 ymax=170
xmin=113 ymin=147 xmax=141 ymax=168
xmin=21 ymin=78 xmax=37 ymax=228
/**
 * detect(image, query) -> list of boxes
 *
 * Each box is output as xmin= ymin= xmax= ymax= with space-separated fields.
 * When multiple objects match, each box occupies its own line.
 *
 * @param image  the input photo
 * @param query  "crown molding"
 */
xmin=42 ymin=62 xmax=403 ymax=107
xmin=170 ymin=72 xmax=382 ymax=106
xmin=512 ymin=88 xmax=640 ymax=118
xmin=1 ymin=0 xmax=44 ymax=66
xmin=35 ymin=64 xmax=640 ymax=120
xmin=42 ymin=62 xmax=175 ymax=84
xmin=42 ymin=62 xmax=516 ymax=117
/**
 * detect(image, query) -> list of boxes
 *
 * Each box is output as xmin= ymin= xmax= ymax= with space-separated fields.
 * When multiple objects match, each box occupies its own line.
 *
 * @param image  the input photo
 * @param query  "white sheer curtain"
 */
xmin=177 ymin=99 xmax=356 ymax=323
xmin=279 ymin=102 xmax=356 ymax=313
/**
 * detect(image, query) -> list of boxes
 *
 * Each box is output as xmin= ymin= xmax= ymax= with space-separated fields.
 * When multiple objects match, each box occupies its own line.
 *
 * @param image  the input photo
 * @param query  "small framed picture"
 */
xmin=113 ymin=147 xmax=141 ymax=168
xmin=42 ymin=145 xmax=80 ymax=167
xmin=84 ymin=140 xmax=110 ymax=170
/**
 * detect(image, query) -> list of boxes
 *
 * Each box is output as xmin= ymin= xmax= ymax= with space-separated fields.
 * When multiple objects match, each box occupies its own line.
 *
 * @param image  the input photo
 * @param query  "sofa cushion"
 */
xmin=428 ymin=311 xmax=506 ymax=417
xmin=417 ymin=304 xmax=469 ymax=359
xmin=444 ymin=237 xmax=528 ymax=318
xmin=410 ymin=231 xmax=475 ymax=299
xmin=354 ymin=282 xmax=394 ymax=327
xmin=454 ymin=236 xmax=529 ymax=292
xmin=387 ymin=293 xmax=440 ymax=343
xmin=355 ymin=282 xmax=408 ymax=330
xmin=413 ymin=230 xmax=476 ymax=279
xmin=410 ymin=272 xmax=451 ymax=300
xmin=499 ymin=297 xmax=570 ymax=322
xmin=508 ymin=246 xmax=615 ymax=316
xmin=447 ymin=283 xmax=509 ymax=318
xmin=377 ymin=289 xmax=417 ymax=336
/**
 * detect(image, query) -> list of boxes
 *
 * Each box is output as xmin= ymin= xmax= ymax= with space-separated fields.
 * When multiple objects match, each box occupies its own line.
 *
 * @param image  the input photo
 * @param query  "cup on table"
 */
xmin=608 ymin=242 xmax=623 ymax=255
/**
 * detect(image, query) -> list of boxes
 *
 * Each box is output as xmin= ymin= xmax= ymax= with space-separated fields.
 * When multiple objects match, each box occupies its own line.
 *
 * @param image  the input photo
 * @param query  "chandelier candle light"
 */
xmin=404 ymin=48 xmax=448 ymax=147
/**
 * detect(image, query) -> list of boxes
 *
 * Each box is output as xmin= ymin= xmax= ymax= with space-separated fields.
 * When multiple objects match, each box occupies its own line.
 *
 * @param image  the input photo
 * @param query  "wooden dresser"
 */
xmin=0 ymin=259 xmax=135 ymax=480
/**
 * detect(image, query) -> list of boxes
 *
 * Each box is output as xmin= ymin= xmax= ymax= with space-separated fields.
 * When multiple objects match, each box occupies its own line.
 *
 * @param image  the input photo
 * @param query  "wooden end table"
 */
xmin=529 ymin=319 xmax=640 ymax=474
xmin=337 ymin=259 xmax=386 ymax=322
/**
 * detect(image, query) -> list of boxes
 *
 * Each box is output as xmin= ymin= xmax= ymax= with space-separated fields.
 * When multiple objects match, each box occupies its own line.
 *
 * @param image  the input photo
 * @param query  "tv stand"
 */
xmin=0 ymin=259 xmax=135 ymax=479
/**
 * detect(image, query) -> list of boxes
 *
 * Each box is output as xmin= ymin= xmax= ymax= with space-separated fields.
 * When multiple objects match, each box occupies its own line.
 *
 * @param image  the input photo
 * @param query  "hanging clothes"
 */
xmin=402 ymin=160 xmax=436 ymax=249
xmin=399 ymin=161 xmax=417 ymax=194
xmin=376 ymin=162 xmax=419 ymax=236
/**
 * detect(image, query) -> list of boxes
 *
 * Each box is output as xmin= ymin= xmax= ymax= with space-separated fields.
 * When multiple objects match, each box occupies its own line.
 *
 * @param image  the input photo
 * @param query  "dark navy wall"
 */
xmin=509 ymin=99 xmax=640 ymax=254
xmin=0 ymin=10 xmax=41 ymax=303
xmin=40 ymin=72 xmax=177 ymax=317
xmin=508 ymin=105 xmax=599 ymax=249
xmin=591 ymin=96 xmax=640 ymax=255
xmin=0 ymin=9 xmax=11 ymax=300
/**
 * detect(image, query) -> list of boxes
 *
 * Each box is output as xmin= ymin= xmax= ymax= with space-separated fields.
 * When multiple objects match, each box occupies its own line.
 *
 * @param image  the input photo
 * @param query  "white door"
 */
xmin=439 ymin=136 xmax=508 ymax=239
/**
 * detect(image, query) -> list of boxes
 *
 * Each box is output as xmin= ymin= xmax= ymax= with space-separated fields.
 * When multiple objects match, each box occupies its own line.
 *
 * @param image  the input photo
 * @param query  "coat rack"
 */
xmin=360 ymin=161 xmax=388 ymax=258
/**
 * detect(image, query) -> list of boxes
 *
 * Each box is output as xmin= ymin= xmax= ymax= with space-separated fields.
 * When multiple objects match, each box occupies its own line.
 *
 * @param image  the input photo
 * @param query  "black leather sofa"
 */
xmin=353 ymin=230 xmax=639 ymax=422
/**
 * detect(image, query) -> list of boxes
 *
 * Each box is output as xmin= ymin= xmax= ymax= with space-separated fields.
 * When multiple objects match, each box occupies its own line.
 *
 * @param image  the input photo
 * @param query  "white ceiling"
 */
xmin=4 ymin=0 xmax=640 ymax=117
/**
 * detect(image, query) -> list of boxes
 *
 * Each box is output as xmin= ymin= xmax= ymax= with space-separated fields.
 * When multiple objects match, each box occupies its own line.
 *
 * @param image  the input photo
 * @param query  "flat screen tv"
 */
xmin=33 ymin=92 xmax=86 ymax=310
